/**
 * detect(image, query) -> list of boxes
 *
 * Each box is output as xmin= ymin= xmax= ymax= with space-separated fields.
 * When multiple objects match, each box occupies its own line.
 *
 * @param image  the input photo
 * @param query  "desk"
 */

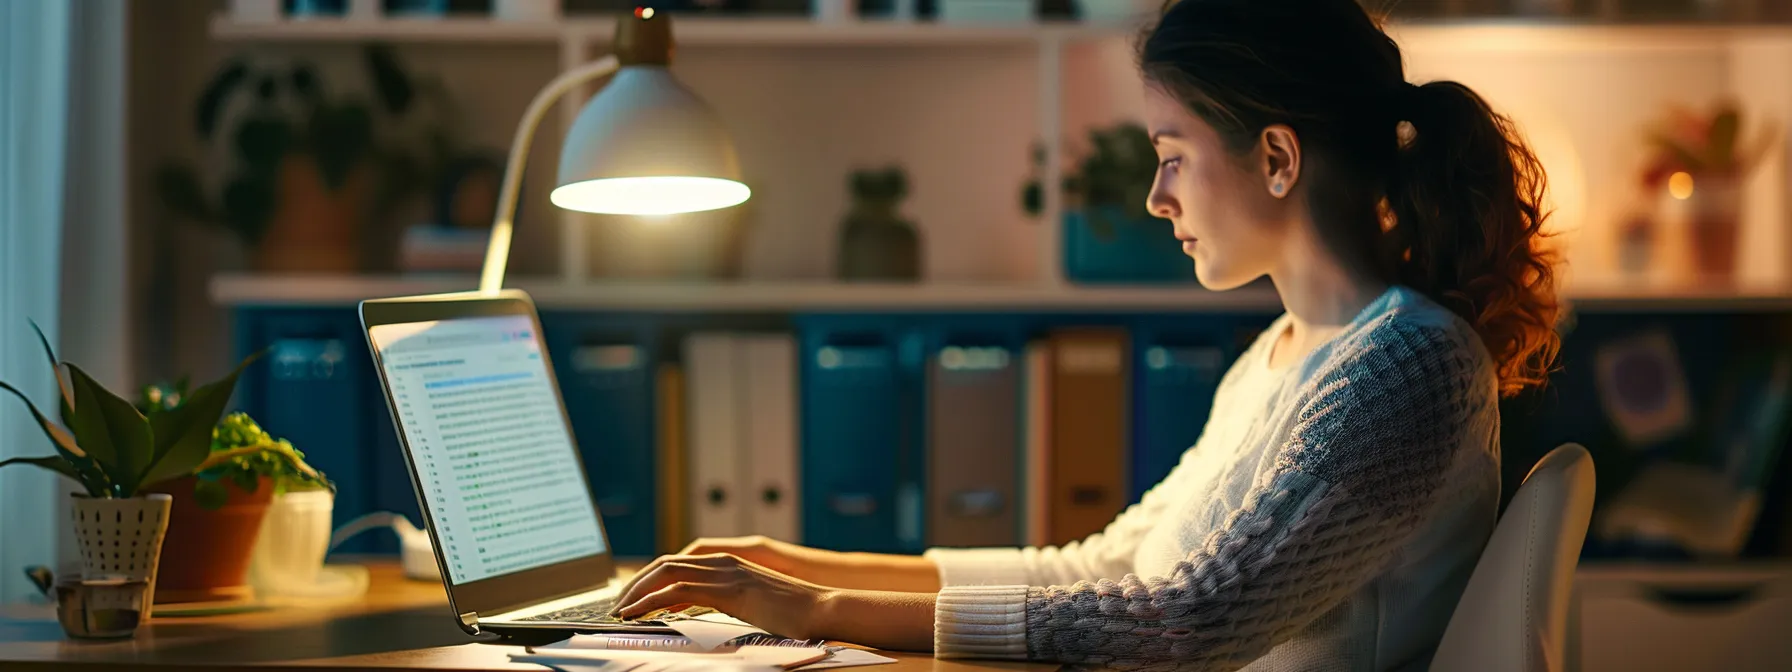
xmin=0 ymin=561 xmax=1056 ymax=671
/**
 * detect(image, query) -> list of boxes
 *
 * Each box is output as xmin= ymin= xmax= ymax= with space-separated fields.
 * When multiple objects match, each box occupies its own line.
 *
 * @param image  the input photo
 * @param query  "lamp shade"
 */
xmin=551 ymin=65 xmax=749 ymax=216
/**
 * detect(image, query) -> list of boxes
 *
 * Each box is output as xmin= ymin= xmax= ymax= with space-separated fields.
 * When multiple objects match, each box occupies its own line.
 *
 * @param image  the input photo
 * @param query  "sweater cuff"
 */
xmin=922 ymin=547 xmax=1029 ymax=587
xmin=934 ymin=585 xmax=1029 ymax=659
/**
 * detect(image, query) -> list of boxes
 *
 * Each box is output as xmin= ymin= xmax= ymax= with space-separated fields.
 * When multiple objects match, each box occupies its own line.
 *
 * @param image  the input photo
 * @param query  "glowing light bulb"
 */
xmin=1669 ymin=172 xmax=1695 ymax=200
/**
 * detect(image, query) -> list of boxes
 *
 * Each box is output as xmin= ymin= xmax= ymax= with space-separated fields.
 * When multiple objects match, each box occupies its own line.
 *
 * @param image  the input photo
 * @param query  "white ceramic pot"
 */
xmin=248 ymin=489 xmax=334 ymax=597
xmin=493 ymin=0 xmax=559 ymax=22
xmin=70 ymin=495 xmax=172 ymax=601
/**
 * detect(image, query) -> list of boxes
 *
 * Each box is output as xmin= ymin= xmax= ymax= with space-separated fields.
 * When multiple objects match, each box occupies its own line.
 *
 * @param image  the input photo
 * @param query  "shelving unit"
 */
xmin=208 ymin=273 xmax=1792 ymax=314
xmin=209 ymin=15 xmax=1132 ymax=46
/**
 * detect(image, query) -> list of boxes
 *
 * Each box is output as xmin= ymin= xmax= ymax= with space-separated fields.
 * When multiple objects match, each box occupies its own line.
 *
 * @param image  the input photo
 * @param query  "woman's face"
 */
xmin=1143 ymin=85 xmax=1290 ymax=290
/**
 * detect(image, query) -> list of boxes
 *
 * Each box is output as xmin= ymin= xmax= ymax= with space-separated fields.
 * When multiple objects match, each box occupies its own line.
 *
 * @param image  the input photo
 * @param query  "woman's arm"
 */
xmin=929 ymin=324 xmax=1497 ymax=668
xmin=655 ymin=536 xmax=942 ymax=592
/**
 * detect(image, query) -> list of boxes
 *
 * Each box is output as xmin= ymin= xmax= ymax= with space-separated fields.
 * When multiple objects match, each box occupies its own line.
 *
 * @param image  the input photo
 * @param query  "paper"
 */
xmin=511 ymin=645 xmax=826 ymax=671
xmin=793 ymin=648 xmax=898 ymax=670
xmin=662 ymin=613 xmax=768 ymax=650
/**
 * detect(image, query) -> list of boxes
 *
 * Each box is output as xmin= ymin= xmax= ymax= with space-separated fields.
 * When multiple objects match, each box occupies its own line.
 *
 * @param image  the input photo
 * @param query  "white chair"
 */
xmin=1432 ymin=443 xmax=1597 ymax=672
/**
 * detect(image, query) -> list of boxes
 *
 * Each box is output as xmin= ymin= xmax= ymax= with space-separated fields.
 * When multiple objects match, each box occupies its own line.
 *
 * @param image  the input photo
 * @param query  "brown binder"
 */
xmin=656 ymin=363 xmax=689 ymax=553
xmin=1047 ymin=328 xmax=1130 ymax=546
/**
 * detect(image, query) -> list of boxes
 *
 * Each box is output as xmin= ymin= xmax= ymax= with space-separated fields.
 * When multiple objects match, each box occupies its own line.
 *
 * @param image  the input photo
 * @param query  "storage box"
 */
xmin=937 ymin=0 xmax=1033 ymax=23
xmin=1062 ymin=206 xmax=1196 ymax=284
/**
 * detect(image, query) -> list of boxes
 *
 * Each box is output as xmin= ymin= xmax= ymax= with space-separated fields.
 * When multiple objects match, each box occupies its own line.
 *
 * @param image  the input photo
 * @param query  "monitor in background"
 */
xmin=368 ymin=314 xmax=606 ymax=585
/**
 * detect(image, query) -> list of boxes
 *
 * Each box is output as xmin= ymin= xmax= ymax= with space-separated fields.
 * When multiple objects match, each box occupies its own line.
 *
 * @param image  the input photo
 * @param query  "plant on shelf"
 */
xmin=837 ymin=165 xmax=922 ymax=281
xmin=1021 ymin=121 xmax=1160 ymax=239
xmin=1636 ymin=101 xmax=1782 ymax=282
xmin=0 ymin=322 xmax=259 ymax=597
xmin=154 ymin=43 xmax=458 ymax=273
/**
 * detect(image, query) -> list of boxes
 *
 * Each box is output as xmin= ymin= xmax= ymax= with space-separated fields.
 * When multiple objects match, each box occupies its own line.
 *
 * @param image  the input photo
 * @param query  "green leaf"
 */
xmin=193 ymin=478 xmax=229 ymax=511
xmin=0 ymin=455 xmax=81 ymax=482
xmin=221 ymin=174 xmax=277 ymax=245
xmin=196 ymin=59 xmax=249 ymax=141
xmin=64 ymin=364 xmax=152 ymax=497
xmin=232 ymin=467 xmax=260 ymax=494
xmin=0 ymin=381 xmax=107 ymax=496
xmin=29 ymin=320 xmax=75 ymax=426
xmin=139 ymin=352 xmax=261 ymax=490
xmin=365 ymin=45 xmax=414 ymax=116
xmin=309 ymin=102 xmax=374 ymax=191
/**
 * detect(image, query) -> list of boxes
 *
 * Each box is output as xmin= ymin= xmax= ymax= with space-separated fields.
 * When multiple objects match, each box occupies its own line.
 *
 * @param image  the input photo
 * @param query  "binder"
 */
xmin=655 ymin=363 xmax=689 ymax=553
xmin=250 ymin=312 xmax=371 ymax=551
xmin=927 ymin=342 xmax=1022 ymax=548
xmin=684 ymin=333 xmax=749 ymax=540
xmin=1047 ymin=328 xmax=1130 ymax=546
xmin=1132 ymin=321 xmax=1230 ymax=503
xmin=1022 ymin=340 xmax=1053 ymax=548
xmin=743 ymin=334 xmax=801 ymax=543
xmin=555 ymin=324 xmax=657 ymax=558
xmin=800 ymin=325 xmax=925 ymax=553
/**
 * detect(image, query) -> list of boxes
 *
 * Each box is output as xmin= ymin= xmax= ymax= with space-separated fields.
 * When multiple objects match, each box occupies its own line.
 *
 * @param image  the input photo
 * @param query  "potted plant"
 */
xmin=0 ymin=324 xmax=257 ymax=609
xmin=837 ymin=165 xmax=922 ymax=282
xmin=1639 ymin=101 xmax=1779 ymax=284
xmin=1022 ymin=122 xmax=1193 ymax=284
xmin=134 ymin=385 xmax=331 ymax=605
xmin=154 ymin=44 xmax=456 ymax=274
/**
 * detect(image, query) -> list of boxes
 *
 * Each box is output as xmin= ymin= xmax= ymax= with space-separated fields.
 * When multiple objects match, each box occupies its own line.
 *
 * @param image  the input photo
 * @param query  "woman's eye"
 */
xmin=1158 ymin=157 xmax=1182 ymax=169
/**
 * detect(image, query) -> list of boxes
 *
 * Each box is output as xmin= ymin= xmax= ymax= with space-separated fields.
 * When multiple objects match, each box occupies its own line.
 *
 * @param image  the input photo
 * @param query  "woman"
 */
xmin=612 ymin=0 xmax=1561 ymax=668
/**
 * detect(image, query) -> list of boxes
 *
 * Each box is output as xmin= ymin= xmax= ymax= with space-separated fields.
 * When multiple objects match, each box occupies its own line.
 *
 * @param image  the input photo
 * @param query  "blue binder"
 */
xmin=798 ymin=317 xmax=927 ymax=553
xmin=542 ymin=313 xmax=658 ymax=559
xmin=1129 ymin=315 xmax=1273 ymax=503
xmin=236 ymin=309 xmax=374 ymax=552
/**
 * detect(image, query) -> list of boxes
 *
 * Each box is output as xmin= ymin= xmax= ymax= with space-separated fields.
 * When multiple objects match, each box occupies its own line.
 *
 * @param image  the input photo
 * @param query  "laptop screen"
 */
xmin=368 ymin=314 xmax=607 ymax=585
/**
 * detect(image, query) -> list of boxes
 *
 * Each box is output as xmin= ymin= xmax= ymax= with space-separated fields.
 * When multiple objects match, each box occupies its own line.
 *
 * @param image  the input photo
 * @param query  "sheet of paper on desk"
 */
xmin=793 ymin=648 xmax=897 ymax=669
xmin=512 ymin=645 xmax=825 ymax=671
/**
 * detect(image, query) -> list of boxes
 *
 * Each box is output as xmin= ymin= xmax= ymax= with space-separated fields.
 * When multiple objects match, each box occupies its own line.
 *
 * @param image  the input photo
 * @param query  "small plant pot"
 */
xmin=145 ymin=476 xmax=275 ymax=605
xmin=248 ymin=489 xmax=334 ymax=597
xmin=69 ymin=495 xmax=172 ymax=609
xmin=1062 ymin=206 xmax=1196 ymax=284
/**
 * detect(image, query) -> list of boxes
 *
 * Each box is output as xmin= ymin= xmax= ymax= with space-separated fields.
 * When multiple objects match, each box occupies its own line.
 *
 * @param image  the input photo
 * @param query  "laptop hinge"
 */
xmin=460 ymin=612 xmax=479 ymax=632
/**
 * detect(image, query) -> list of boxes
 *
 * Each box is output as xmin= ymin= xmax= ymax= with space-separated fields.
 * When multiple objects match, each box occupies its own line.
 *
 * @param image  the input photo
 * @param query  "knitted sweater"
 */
xmin=924 ymin=285 xmax=1501 ymax=671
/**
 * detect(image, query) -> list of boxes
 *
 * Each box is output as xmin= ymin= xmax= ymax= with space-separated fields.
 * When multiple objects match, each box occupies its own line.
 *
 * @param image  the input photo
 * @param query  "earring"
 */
xmin=1272 ymin=183 xmax=1285 ymax=196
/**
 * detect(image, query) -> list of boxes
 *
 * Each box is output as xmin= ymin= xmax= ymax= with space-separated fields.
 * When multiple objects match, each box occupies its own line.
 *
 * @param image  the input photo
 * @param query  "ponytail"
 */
xmin=1386 ymin=82 xmax=1562 ymax=397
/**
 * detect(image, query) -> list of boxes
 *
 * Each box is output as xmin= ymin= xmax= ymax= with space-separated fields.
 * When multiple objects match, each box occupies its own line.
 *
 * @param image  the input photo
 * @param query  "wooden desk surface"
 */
xmin=0 ymin=561 xmax=1055 ymax=672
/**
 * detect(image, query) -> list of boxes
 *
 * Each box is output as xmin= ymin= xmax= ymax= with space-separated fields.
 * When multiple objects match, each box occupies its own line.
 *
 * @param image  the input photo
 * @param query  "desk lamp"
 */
xmin=478 ymin=7 xmax=748 ymax=295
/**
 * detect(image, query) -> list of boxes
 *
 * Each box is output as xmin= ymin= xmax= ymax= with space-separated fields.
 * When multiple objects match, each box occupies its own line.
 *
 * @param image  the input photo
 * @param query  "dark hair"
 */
xmin=1139 ymin=0 xmax=1561 ymax=397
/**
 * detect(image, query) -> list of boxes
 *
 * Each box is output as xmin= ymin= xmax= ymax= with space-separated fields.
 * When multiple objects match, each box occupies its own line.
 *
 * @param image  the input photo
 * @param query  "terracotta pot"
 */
xmin=69 ymin=494 xmax=172 ymax=610
xmin=1658 ymin=172 xmax=1744 ymax=284
xmin=253 ymin=153 xmax=371 ymax=274
xmin=144 ymin=476 xmax=275 ymax=604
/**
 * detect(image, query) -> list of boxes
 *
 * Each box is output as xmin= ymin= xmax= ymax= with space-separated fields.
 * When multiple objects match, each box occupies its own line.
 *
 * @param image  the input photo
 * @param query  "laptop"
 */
xmin=360 ymin=290 xmax=676 ymax=637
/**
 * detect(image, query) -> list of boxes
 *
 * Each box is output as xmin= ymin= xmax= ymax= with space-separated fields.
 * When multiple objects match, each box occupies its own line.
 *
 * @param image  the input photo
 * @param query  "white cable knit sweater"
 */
xmin=924 ymin=285 xmax=1501 ymax=671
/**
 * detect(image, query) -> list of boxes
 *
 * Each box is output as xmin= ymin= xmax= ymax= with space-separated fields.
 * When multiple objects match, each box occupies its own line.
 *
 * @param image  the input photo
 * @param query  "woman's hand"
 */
xmin=612 ymin=552 xmax=938 ymax=652
xmin=669 ymin=535 xmax=941 ymax=593
xmin=612 ymin=553 xmax=837 ymax=640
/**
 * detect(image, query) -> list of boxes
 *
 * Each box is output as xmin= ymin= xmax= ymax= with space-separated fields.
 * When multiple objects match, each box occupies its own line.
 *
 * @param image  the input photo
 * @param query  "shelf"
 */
xmin=207 ymin=14 xmax=1792 ymax=48
xmin=210 ymin=274 xmax=1792 ymax=313
xmin=207 ymin=15 xmax=1130 ymax=46
xmin=209 ymin=274 xmax=1282 ymax=312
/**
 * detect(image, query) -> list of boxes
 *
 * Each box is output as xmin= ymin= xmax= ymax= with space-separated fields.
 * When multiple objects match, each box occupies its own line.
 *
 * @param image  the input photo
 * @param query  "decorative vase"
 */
xmin=253 ymin=153 xmax=370 ymax=275
xmin=837 ymin=166 xmax=921 ymax=282
xmin=837 ymin=205 xmax=921 ymax=282
xmin=1658 ymin=172 xmax=1743 ymax=284
xmin=247 ymin=489 xmax=334 ymax=598
xmin=69 ymin=495 xmax=172 ymax=608
xmin=1062 ymin=205 xmax=1195 ymax=284
xmin=145 ymin=476 xmax=275 ymax=605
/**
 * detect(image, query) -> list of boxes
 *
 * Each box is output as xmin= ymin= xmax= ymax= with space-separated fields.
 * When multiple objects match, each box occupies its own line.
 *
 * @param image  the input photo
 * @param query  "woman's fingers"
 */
xmin=618 ymin=553 xmax=727 ymax=603
xmin=616 ymin=557 xmax=743 ymax=612
xmin=617 ymin=581 xmax=731 ymax=620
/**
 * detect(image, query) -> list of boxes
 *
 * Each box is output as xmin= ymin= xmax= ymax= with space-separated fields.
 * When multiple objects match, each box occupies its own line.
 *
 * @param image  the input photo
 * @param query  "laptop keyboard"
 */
xmin=515 ymin=594 xmax=624 ymax=624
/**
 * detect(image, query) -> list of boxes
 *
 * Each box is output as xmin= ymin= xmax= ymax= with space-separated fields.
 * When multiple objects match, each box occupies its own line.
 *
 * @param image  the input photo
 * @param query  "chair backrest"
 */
xmin=1432 ymin=443 xmax=1596 ymax=672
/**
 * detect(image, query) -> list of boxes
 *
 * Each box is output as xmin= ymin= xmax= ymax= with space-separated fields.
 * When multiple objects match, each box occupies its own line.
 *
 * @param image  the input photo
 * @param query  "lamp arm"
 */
xmin=479 ymin=55 xmax=624 ymax=295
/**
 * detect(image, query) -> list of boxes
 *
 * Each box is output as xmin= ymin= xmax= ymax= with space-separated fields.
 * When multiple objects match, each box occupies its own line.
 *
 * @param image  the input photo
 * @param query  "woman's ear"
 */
xmin=1260 ymin=125 xmax=1301 ymax=199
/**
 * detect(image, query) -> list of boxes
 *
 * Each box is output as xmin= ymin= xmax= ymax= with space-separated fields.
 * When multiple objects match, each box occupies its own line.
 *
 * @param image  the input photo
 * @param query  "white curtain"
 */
xmin=0 ymin=0 xmax=71 ymax=603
